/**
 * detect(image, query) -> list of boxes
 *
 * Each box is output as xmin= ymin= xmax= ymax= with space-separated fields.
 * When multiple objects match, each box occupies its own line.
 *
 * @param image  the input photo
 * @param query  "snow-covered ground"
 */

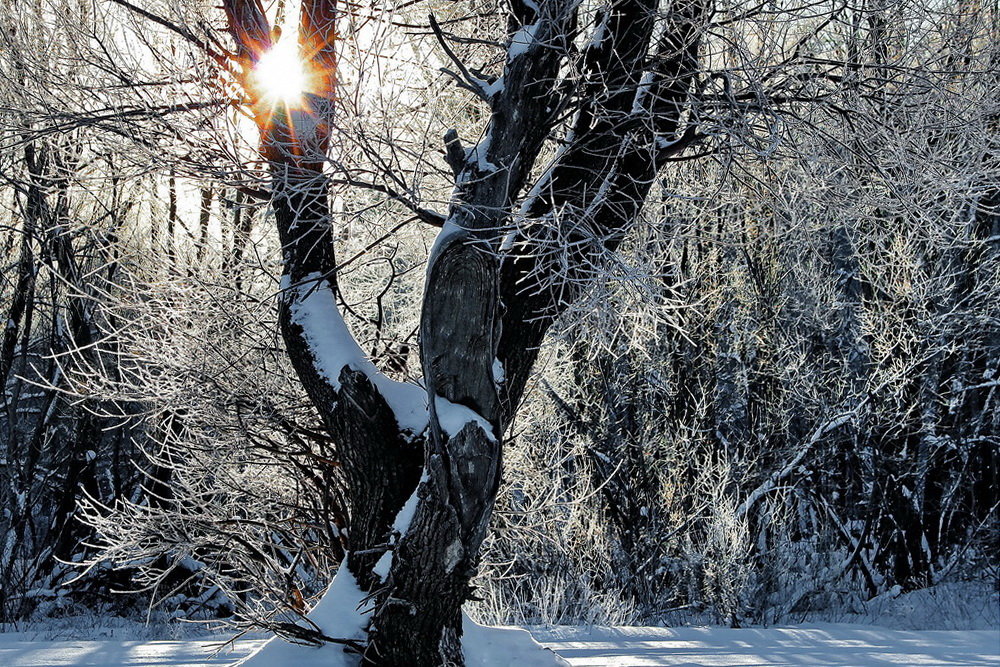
xmin=3 ymin=582 xmax=995 ymax=666
xmin=533 ymin=625 xmax=1000 ymax=665
xmin=0 ymin=624 xmax=996 ymax=666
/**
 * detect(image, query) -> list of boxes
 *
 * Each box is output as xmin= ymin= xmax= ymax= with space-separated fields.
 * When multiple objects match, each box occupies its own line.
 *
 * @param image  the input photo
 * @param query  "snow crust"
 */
xmin=235 ymin=568 xmax=368 ymax=667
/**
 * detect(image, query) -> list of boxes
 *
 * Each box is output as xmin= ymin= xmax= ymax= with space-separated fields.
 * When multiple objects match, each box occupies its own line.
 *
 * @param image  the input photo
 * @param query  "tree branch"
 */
xmin=108 ymin=0 xmax=229 ymax=67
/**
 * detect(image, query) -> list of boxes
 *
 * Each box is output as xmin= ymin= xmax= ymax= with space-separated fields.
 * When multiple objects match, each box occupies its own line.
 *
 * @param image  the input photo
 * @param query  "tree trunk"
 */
xmin=222 ymin=0 xmax=704 ymax=662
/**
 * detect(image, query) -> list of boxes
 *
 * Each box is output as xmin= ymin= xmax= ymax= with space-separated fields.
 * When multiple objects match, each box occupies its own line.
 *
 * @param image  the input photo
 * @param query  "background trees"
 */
xmin=476 ymin=1 xmax=999 ymax=625
xmin=0 ymin=0 xmax=995 ymax=663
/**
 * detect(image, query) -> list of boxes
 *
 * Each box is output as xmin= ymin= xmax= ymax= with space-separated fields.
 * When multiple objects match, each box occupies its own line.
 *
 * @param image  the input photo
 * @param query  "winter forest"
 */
xmin=0 ymin=0 xmax=997 ymax=665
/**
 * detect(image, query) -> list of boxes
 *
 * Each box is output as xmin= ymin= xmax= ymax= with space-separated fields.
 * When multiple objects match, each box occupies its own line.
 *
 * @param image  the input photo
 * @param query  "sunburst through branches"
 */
xmin=254 ymin=37 xmax=306 ymax=104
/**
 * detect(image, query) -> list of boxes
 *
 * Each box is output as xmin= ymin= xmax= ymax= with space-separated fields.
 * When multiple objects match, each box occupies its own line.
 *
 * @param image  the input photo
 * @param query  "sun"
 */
xmin=254 ymin=38 xmax=306 ymax=104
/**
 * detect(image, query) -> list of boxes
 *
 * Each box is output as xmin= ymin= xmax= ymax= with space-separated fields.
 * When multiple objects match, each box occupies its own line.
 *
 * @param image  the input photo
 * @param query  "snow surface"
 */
xmin=533 ymin=625 xmax=1000 ymax=666
xmin=462 ymin=615 xmax=568 ymax=667
xmin=235 ymin=567 xmax=368 ymax=667
xmin=1 ymin=624 xmax=996 ymax=666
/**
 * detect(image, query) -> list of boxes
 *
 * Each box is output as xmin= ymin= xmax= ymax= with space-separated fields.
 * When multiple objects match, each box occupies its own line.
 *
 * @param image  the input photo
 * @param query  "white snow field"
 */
xmin=0 ymin=624 xmax=996 ymax=666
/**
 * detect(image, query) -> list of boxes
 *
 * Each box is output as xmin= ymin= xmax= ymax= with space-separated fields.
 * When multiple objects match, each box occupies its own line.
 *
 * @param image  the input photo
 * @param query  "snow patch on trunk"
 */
xmin=391 ymin=473 xmax=426 ymax=535
xmin=427 ymin=219 xmax=468 ymax=271
xmin=371 ymin=552 xmax=392 ymax=582
xmin=588 ymin=15 xmax=609 ymax=50
xmin=481 ymin=76 xmax=505 ymax=98
xmin=373 ymin=472 xmax=428 ymax=582
xmin=444 ymin=539 xmax=463 ymax=574
xmin=434 ymin=396 xmax=496 ymax=443
xmin=492 ymin=358 xmax=505 ymax=384
xmin=631 ymin=71 xmax=656 ymax=114
xmin=507 ymin=22 xmax=540 ymax=61
xmin=467 ymin=130 xmax=498 ymax=173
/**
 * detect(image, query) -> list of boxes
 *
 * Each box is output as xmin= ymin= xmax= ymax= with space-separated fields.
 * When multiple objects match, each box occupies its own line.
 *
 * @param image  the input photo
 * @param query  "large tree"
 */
xmin=222 ymin=0 xmax=703 ymax=663
xmin=0 ymin=0 xmax=994 ymax=656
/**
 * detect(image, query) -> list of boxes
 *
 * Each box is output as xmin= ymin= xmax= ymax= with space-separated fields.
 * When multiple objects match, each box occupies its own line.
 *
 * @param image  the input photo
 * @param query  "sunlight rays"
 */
xmin=254 ymin=37 xmax=306 ymax=105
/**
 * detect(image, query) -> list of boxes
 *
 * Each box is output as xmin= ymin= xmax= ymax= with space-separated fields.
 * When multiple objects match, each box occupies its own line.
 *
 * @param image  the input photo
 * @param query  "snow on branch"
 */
xmin=507 ymin=21 xmax=541 ymax=62
xmin=735 ymin=412 xmax=854 ymax=518
xmin=283 ymin=273 xmax=429 ymax=436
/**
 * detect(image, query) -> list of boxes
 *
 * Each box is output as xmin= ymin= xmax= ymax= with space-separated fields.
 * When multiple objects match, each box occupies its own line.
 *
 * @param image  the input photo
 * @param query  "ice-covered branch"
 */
xmin=735 ymin=413 xmax=854 ymax=519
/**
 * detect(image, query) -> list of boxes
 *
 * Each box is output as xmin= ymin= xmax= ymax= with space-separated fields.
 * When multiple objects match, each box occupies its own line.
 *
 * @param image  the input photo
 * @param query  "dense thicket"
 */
xmin=0 ymin=0 xmax=995 ymax=641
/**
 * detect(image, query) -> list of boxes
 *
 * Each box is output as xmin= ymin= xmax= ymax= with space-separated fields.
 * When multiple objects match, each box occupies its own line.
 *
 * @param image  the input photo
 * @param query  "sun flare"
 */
xmin=254 ymin=39 xmax=306 ymax=103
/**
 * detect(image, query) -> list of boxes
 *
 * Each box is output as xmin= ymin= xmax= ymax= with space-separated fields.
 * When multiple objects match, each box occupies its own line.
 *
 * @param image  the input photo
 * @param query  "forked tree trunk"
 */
xmin=223 ymin=0 xmax=704 ymax=663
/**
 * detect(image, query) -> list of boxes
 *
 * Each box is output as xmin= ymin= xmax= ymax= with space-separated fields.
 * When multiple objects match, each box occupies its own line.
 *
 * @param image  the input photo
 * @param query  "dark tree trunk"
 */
xmin=195 ymin=186 xmax=213 ymax=266
xmin=166 ymin=169 xmax=178 ymax=270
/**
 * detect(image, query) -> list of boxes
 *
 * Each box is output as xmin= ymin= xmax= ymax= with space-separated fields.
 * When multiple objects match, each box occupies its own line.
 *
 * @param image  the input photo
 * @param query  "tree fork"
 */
xmin=222 ymin=0 xmax=705 ymax=663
